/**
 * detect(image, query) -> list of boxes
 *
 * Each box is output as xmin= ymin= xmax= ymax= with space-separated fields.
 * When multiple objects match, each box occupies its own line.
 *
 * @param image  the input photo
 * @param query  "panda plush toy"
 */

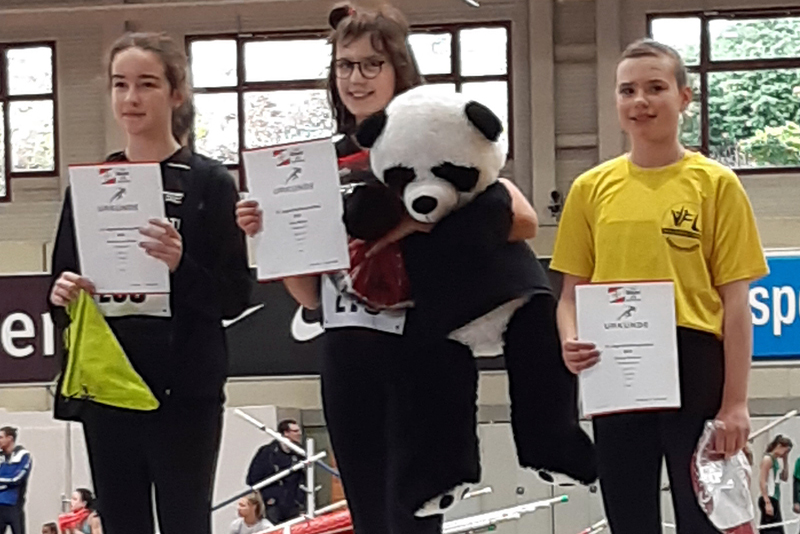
xmin=345 ymin=85 xmax=598 ymax=515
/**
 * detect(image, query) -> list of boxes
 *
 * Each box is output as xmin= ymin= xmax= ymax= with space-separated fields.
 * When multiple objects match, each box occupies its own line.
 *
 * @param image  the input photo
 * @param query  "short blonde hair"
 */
xmin=246 ymin=491 xmax=265 ymax=519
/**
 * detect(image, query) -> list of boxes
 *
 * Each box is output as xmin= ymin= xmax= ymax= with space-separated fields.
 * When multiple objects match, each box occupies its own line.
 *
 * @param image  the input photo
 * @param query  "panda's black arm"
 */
xmin=343 ymin=181 xmax=404 ymax=242
xmin=430 ymin=181 xmax=513 ymax=258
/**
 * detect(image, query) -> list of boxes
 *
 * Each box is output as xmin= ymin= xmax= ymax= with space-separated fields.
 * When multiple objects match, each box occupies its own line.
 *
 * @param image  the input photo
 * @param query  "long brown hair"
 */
xmin=107 ymin=32 xmax=194 ymax=143
xmin=327 ymin=3 xmax=423 ymax=135
xmin=766 ymin=434 xmax=793 ymax=454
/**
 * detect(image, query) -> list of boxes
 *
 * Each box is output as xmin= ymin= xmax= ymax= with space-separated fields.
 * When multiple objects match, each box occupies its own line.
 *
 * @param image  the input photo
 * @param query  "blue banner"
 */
xmin=752 ymin=254 xmax=800 ymax=359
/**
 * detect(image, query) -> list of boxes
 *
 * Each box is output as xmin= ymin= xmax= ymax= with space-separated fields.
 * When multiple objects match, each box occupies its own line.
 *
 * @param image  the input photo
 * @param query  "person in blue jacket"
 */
xmin=0 ymin=427 xmax=32 ymax=534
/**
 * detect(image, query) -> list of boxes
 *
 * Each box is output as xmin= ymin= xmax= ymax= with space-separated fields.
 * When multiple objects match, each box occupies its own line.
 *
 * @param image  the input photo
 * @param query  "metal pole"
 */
xmin=749 ymin=410 xmax=798 ymax=441
xmin=257 ymin=500 xmax=348 ymax=534
xmin=305 ymin=438 xmax=316 ymax=516
xmin=577 ymin=519 xmax=608 ymax=534
xmin=235 ymin=409 xmax=340 ymax=478
xmin=212 ymin=451 xmax=327 ymax=511
xmin=65 ymin=421 xmax=73 ymax=513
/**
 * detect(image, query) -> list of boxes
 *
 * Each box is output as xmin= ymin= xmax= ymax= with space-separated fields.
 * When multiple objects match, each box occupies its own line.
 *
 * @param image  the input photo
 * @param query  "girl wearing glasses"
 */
xmin=237 ymin=4 xmax=537 ymax=533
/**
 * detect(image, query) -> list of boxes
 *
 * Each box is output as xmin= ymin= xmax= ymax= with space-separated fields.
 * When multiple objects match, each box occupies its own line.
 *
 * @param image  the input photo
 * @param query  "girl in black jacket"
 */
xmin=49 ymin=32 xmax=251 ymax=534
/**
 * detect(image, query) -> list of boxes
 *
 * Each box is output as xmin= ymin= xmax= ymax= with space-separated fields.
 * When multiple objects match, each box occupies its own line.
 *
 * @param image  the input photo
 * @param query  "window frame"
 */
xmin=186 ymin=21 xmax=513 ymax=190
xmin=647 ymin=8 xmax=800 ymax=175
xmin=0 ymin=41 xmax=59 ymax=203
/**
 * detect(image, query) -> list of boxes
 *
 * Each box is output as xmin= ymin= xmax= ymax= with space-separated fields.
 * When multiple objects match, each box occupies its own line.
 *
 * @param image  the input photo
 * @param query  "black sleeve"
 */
xmin=49 ymin=186 xmax=80 ymax=330
xmin=343 ymin=180 xmax=403 ymax=241
xmin=173 ymin=166 xmax=253 ymax=321
xmin=428 ymin=181 xmax=513 ymax=258
xmin=246 ymin=446 xmax=268 ymax=487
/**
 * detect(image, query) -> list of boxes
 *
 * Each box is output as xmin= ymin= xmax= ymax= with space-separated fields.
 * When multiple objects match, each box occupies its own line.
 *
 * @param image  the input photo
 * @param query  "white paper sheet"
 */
xmin=243 ymin=138 xmax=350 ymax=281
xmin=69 ymin=163 xmax=169 ymax=294
xmin=576 ymin=281 xmax=681 ymax=417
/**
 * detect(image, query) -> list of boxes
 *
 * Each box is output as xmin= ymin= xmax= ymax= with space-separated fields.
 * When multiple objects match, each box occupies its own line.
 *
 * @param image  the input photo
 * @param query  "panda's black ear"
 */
xmin=355 ymin=110 xmax=388 ymax=149
xmin=465 ymin=101 xmax=503 ymax=142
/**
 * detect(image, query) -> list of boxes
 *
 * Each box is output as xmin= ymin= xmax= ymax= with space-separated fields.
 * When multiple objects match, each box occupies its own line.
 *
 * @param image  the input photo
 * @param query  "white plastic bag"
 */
xmin=691 ymin=421 xmax=756 ymax=533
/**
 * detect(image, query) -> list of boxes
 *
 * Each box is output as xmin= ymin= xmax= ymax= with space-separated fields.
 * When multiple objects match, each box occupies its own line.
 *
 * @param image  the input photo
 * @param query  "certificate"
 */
xmin=243 ymin=138 xmax=350 ymax=281
xmin=576 ymin=281 xmax=680 ymax=417
xmin=69 ymin=163 xmax=169 ymax=294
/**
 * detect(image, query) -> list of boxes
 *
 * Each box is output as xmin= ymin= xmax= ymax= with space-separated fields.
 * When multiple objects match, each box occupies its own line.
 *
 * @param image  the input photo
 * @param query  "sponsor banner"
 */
xmin=751 ymin=252 xmax=800 ymax=359
xmin=6 ymin=253 xmax=795 ymax=384
xmin=0 ymin=275 xmax=60 ymax=383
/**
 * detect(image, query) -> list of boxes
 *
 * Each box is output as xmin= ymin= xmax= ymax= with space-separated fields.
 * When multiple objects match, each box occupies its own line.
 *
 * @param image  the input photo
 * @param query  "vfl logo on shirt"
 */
xmin=662 ymin=203 xmax=702 ymax=252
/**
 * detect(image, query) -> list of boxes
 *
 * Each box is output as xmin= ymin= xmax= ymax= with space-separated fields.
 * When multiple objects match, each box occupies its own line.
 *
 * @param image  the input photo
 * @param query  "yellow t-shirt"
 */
xmin=550 ymin=151 xmax=768 ymax=337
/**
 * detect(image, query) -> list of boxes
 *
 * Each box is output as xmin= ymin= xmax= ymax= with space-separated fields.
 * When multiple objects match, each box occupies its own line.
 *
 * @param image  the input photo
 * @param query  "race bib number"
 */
xmin=321 ymin=276 xmax=405 ymax=335
xmin=94 ymin=293 xmax=171 ymax=318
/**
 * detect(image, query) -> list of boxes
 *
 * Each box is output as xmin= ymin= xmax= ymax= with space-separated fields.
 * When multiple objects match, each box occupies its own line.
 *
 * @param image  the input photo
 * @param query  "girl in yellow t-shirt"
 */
xmin=551 ymin=39 xmax=768 ymax=534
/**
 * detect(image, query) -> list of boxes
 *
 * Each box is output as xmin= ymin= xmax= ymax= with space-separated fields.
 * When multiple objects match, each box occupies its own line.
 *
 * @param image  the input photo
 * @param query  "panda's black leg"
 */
xmin=503 ymin=294 xmax=598 ymax=485
xmin=390 ymin=325 xmax=481 ymax=521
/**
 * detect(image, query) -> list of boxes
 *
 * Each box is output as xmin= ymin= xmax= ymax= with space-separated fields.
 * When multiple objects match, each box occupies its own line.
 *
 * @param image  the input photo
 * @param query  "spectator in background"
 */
xmin=246 ymin=420 xmax=305 ymax=524
xmin=759 ymin=435 xmax=792 ymax=534
xmin=40 ymin=524 xmax=57 ymax=534
xmin=229 ymin=493 xmax=272 ymax=534
xmin=0 ymin=426 xmax=32 ymax=534
xmin=59 ymin=489 xmax=102 ymax=534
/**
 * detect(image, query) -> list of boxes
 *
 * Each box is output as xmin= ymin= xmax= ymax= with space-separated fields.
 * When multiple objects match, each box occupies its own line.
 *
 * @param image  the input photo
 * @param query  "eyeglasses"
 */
xmin=335 ymin=58 xmax=386 ymax=80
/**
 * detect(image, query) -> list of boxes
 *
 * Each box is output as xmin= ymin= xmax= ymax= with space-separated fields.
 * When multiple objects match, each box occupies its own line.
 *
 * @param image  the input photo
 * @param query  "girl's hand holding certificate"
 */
xmin=138 ymin=218 xmax=183 ymax=273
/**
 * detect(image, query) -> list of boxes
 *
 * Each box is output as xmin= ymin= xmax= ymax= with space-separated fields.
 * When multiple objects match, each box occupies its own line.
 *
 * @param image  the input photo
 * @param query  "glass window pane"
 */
xmin=190 ymin=40 xmax=237 ymax=88
xmin=426 ymin=83 xmax=457 ymax=95
xmin=245 ymin=40 xmax=330 ymax=82
xmin=7 ymin=47 xmax=53 ymax=95
xmin=711 ymin=17 xmax=800 ymax=61
xmin=408 ymin=33 xmax=452 ymax=75
xmin=10 ymin=100 xmax=54 ymax=172
xmin=709 ymin=68 xmax=800 ymax=168
xmin=650 ymin=17 xmax=701 ymax=66
xmin=460 ymin=27 xmax=507 ymax=77
xmin=194 ymin=93 xmax=239 ymax=164
xmin=244 ymin=90 xmax=334 ymax=148
xmin=461 ymin=81 xmax=509 ymax=143
xmin=681 ymin=71 xmax=701 ymax=148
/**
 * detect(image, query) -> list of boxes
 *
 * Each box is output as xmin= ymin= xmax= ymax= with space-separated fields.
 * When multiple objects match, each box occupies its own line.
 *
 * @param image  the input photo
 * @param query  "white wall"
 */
xmin=8 ymin=408 xmax=799 ymax=534
xmin=0 ymin=405 xmax=278 ymax=534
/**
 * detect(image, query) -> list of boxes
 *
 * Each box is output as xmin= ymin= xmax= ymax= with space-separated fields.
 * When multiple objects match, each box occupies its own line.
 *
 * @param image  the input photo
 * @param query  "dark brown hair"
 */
xmin=0 ymin=426 xmax=17 ymax=441
xmin=41 ymin=523 xmax=58 ymax=534
xmin=107 ymin=32 xmax=194 ymax=143
xmin=619 ymin=38 xmax=688 ymax=89
xmin=327 ymin=3 xmax=423 ymax=134
xmin=74 ymin=488 xmax=95 ymax=511
xmin=766 ymin=434 xmax=793 ymax=454
xmin=277 ymin=419 xmax=298 ymax=435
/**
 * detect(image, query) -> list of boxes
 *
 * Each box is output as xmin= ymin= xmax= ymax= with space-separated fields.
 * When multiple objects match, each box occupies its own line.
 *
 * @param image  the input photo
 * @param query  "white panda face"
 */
xmin=356 ymin=86 xmax=507 ymax=224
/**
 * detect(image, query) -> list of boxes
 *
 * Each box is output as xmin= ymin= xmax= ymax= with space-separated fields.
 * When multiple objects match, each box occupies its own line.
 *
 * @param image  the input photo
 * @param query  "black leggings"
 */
xmin=593 ymin=328 xmax=724 ymax=534
xmin=81 ymin=398 xmax=223 ymax=534
xmin=759 ymin=496 xmax=785 ymax=534
xmin=321 ymin=327 xmax=478 ymax=534
xmin=0 ymin=505 xmax=23 ymax=534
